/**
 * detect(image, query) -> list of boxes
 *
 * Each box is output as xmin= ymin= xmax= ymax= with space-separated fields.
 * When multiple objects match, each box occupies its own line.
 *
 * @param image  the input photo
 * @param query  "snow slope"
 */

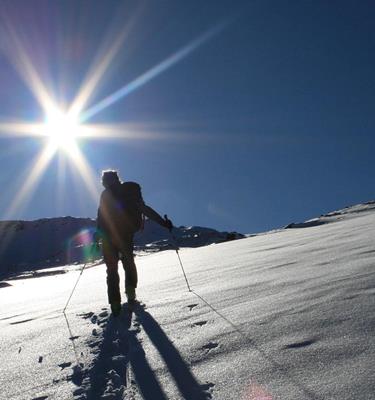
xmin=0 ymin=201 xmax=374 ymax=399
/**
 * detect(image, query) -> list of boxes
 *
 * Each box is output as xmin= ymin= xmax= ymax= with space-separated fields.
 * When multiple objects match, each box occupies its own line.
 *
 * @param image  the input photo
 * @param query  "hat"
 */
xmin=101 ymin=170 xmax=120 ymax=188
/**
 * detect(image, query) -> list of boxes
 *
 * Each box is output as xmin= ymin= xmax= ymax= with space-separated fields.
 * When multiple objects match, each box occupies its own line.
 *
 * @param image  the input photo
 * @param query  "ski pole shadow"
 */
xmin=127 ymin=312 xmax=168 ymax=400
xmin=133 ymin=305 xmax=213 ymax=400
xmin=191 ymin=290 xmax=322 ymax=400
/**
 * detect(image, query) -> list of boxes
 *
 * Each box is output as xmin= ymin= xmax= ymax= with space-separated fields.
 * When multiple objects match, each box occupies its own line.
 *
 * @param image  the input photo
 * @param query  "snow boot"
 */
xmin=126 ymin=286 xmax=137 ymax=311
xmin=126 ymin=286 xmax=136 ymax=301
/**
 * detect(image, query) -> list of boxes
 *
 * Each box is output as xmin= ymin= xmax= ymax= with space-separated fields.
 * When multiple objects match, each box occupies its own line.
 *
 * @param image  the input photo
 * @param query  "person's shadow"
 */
xmin=131 ymin=304 xmax=213 ymax=400
xmin=82 ymin=304 xmax=213 ymax=400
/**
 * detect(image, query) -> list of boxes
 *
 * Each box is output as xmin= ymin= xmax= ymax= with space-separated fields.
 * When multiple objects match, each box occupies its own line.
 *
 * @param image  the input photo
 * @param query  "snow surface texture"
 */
xmin=1 ymin=201 xmax=374 ymax=399
xmin=0 ymin=217 xmax=243 ymax=279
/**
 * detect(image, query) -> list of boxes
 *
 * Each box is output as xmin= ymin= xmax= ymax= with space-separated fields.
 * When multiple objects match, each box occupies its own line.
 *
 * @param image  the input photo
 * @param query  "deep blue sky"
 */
xmin=0 ymin=0 xmax=374 ymax=233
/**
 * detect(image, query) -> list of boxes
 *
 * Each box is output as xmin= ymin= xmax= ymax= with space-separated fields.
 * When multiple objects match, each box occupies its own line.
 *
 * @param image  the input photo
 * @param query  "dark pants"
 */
xmin=102 ymin=235 xmax=137 ymax=304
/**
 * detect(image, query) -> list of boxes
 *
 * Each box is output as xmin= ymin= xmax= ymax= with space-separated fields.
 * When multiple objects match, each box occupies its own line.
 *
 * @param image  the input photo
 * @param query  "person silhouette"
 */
xmin=96 ymin=170 xmax=172 ymax=315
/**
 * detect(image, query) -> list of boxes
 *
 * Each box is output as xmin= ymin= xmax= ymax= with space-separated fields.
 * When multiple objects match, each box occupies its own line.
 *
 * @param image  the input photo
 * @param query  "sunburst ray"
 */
xmin=81 ymin=20 xmax=230 ymax=122
xmin=64 ymin=143 xmax=101 ymax=203
xmin=0 ymin=122 xmax=45 ymax=137
xmin=69 ymin=11 xmax=140 ymax=118
xmin=4 ymin=143 xmax=57 ymax=219
xmin=1 ymin=19 xmax=55 ymax=113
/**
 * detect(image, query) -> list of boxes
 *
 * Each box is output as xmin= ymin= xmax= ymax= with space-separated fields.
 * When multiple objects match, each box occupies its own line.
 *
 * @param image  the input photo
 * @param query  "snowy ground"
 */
xmin=1 ymin=202 xmax=374 ymax=399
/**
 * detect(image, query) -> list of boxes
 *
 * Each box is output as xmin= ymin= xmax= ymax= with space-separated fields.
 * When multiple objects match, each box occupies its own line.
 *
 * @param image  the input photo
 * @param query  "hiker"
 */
xmin=96 ymin=170 xmax=173 ymax=315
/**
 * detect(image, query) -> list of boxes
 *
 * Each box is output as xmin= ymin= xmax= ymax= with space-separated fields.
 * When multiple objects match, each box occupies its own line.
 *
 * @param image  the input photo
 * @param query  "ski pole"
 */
xmin=63 ymin=261 xmax=88 ymax=313
xmin=175 ymin=246 xmax=191 ymax=292
xmin=165 ymin=215 xmax=191 ymax=292
xmin=62 ymin=263 xmax=87 ymax=370
xmin=62 ymin=242 xmax=96 ymax=313
xmin=62 ymin=241 xmax=98 ymax=371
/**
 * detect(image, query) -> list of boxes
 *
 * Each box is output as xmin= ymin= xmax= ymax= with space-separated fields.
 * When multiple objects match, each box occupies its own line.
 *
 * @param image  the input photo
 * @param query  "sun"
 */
xmin=42 ymin=107 xmax=81 ymax=152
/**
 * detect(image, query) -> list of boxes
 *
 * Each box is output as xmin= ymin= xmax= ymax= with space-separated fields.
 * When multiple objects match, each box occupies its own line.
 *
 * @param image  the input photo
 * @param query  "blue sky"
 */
xmin=0 ymin=0 xmax=374 ymax=233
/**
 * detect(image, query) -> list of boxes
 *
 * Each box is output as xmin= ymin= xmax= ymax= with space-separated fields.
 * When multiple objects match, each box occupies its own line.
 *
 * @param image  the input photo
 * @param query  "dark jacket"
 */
xmin=97 ymin=181 xmax=166 ymax=245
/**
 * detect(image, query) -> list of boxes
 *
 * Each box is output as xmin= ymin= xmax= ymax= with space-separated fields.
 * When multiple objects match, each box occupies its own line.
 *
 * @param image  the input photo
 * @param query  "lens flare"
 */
xmin=242 ymin=382 xmax=273 ymax=400
xmin=67 ymin=228 xmax=100 ymax=264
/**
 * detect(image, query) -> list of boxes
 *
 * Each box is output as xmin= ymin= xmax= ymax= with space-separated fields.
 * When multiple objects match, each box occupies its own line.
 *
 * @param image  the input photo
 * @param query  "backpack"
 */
xmin=118 ymin=181 xmax=144 ymax=233
xmin=101 ymin=181 xmax=144 ymax=237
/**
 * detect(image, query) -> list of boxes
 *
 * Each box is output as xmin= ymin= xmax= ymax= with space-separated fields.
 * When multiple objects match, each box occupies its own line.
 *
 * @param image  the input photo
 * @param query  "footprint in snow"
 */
xmin=58 ymin=361 xmax=72 ymax=370
xmin=187 ymin=304 xmax=198 ymax=311
xmin=78 ymin=311 xmax=94 ymax=319
xmin=283 ymin=339 xmax=316 ymax=349
xmin=192 ymin=320 xmax=207 ymax=327
xmin=88 ymin=339 xmax=101 ymax=348
xmin=97 ymin=313 xmax=110 ymax=327
xmin=201 ymin=342 xmax=218 ymax=352
xmin=99 ymin=310 xmax=108 ymax=318
xmin=69 ymin=364 xmax=84 ymax=387
xmin=201 ymin=382 xmax=215 ymax=390
xmin=201 ymin=382 xmax=215 ymax=398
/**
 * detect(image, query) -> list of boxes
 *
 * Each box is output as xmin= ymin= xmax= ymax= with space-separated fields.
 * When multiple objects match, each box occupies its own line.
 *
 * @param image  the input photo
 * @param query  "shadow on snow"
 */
xmin=76 ymin=304 xmax=211 ymax=400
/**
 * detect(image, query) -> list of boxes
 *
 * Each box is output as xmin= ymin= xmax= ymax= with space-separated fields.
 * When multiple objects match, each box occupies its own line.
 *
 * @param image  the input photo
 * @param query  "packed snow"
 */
xmin=1 ymin=201 xmax=374 ymax=399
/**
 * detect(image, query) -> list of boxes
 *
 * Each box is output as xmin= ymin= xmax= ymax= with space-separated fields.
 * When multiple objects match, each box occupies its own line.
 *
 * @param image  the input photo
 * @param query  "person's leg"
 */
xmin=102 ymin=239 xmax=121 ymax=306
xmin=120 ymin=235 xmax=137 ymax=301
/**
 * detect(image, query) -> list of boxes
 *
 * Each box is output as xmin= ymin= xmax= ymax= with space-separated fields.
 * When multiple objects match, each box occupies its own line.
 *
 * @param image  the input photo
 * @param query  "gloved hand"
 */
xmin=163 ymin=215 xmax=173 ymax=232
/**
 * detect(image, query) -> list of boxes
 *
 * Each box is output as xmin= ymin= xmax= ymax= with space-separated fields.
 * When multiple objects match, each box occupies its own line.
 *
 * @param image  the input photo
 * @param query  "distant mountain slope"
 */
xmin=0 ymin=217 xmax=244 ymax=277
xmin=285 ymin=200 xmax=375 ymax=229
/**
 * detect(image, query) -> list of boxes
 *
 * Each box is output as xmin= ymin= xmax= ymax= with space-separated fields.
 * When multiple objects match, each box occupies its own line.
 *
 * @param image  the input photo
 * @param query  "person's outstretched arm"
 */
xmin=140 ymin=203 xmax=173 ymax=230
